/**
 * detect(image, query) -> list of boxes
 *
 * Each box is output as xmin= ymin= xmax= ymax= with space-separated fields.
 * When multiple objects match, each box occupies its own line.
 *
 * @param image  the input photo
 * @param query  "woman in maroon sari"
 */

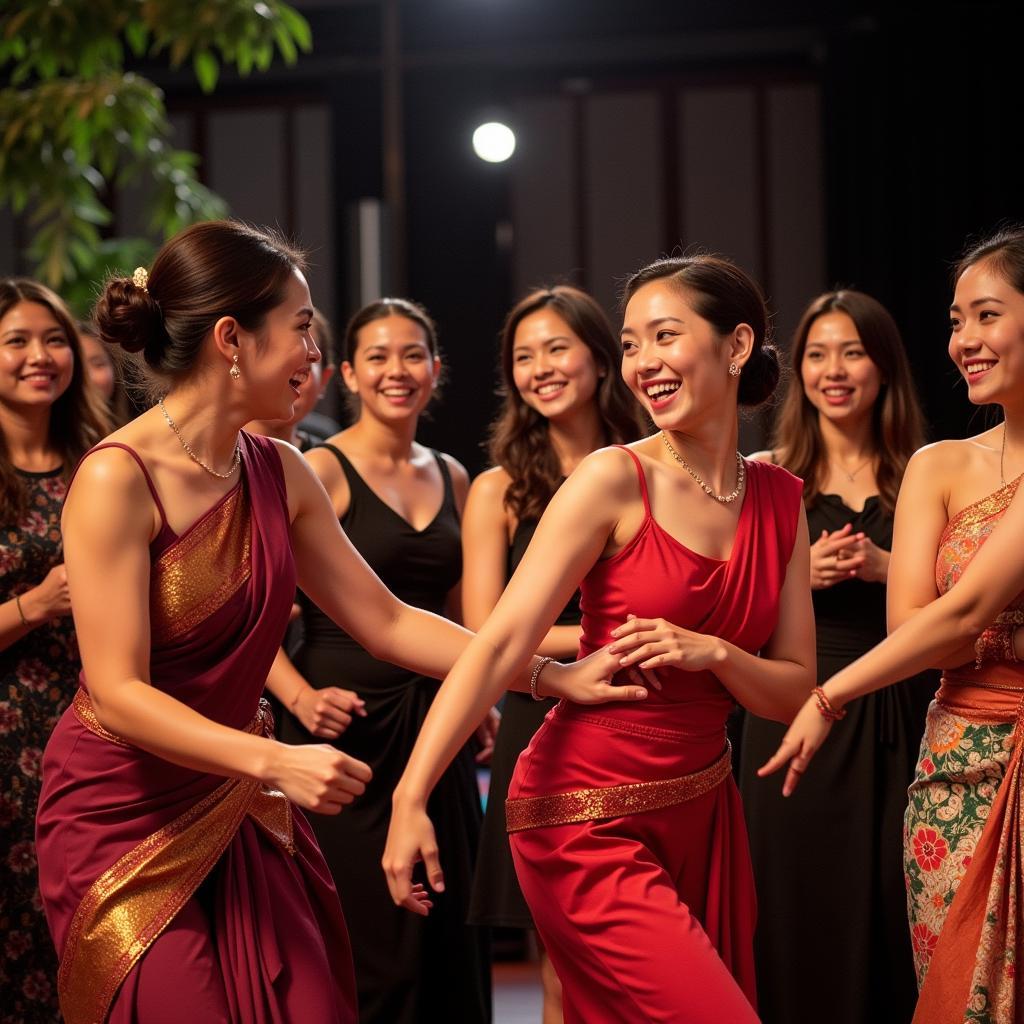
xmin=384 ymin=256 xmax=817 ymax=1022
xmin=35 ymin=221 xmax=649 ymax=1024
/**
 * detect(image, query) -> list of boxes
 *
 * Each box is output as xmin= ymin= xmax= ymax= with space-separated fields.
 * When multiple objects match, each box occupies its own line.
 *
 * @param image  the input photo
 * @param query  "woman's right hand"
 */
xmin=22 ymin=564 xmax=72 ymax=622
xmin=809 ymin=525 xmax=865 ymax=590
xmin=292 ymin=685 xmax=366 ymax=739
xmin=262 ymin=741 xmax=372 ymax=813
xmin=382 ymin=798 xmax=444 ymax=914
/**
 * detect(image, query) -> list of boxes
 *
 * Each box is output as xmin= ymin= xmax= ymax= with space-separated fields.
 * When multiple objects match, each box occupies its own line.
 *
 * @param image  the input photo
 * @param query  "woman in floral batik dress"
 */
xmin=0 ymin=278 xmax=108 ymax=1023
xmin=763 ymin=227 xmax=1024 ymax=1024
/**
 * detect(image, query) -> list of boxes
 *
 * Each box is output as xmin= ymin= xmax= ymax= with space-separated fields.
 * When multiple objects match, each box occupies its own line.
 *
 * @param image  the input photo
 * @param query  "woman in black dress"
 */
xmin=463 ymin=286 xmax=641 ymax=1022
xmin=0 ymin=279 xmax=108 ymax=1022
xmin=738 ymin=290 xmax=931 ymax=1024
xmin=268 ymin=298 xmax=489 ymax=1024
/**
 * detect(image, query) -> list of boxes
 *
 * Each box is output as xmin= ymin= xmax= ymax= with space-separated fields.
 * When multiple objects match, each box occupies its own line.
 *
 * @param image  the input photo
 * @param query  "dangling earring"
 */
xmin=230 ymin=353 xmax=241 ymax=381
xmin=728 ymin=362 xmax=740 ymax=377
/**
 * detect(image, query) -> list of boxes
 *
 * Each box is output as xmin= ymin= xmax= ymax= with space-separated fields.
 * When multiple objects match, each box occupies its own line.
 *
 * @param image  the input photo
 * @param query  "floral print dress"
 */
xmin=0 ymin=468 xmax=78 ymax=1023
xmin=904 ymin=476 xmax=1024 ymax=1024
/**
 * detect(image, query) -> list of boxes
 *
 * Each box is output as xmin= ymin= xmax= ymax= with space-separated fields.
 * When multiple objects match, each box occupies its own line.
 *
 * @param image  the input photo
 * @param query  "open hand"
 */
xmin=756 ymin=693 xmax=834 ymax=796
xmin=608 ymin=614 xmax=724 ymax=673
xmin=540 ymin=644 xmax=656 ymax=704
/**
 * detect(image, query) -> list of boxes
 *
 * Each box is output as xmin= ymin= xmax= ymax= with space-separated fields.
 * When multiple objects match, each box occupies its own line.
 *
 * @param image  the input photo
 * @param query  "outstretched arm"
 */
xmin=761 ymin=453 xmax=1024 ymax=793
xmin=382 ymin=449 xmax=649 ymax=907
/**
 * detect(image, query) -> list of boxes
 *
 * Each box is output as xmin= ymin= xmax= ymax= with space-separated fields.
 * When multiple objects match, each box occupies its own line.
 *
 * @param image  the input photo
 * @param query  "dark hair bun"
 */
xmin=738 ymin=342 xmax=780 ymax=406
xmin=93 ymin=275 xmax=167 ymax=361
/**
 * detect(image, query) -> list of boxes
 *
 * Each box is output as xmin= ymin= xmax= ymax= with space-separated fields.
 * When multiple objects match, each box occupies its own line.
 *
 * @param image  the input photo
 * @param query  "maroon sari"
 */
xmin=36 ymin=432 xmax=356 ymax=1024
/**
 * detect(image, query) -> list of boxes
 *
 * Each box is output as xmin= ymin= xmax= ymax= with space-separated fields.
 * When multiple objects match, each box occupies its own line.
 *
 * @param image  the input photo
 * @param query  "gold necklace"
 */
xmin=660 ymin=432 xmax=745 ymax=504
xmin=832 ymin=456 xmax=872 ymax=483
xmin=159 ymin=397 xmax=241 ymax=479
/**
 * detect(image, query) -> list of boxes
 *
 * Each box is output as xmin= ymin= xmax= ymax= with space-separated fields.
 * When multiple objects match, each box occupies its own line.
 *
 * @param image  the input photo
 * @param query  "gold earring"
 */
xmin=728 ymin=362 xmax=740 ymax=377
xmin=230 ymin=354 xmax=241 ymax=380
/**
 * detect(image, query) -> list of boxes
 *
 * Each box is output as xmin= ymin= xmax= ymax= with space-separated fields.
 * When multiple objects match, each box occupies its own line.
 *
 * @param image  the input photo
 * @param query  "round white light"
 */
xmin=472 ymin=122 xmax=516 ymax=163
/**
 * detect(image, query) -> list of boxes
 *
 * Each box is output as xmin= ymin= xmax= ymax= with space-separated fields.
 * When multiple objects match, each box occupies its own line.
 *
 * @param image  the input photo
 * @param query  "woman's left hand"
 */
xmin=608 ymin=614 xmax=724 ymax=673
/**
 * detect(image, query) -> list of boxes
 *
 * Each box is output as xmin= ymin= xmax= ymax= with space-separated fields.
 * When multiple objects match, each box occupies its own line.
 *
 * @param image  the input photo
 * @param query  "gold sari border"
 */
xmin=58 ymin=697 xmax=294 ymax=1024
xmin=73 ymin=688 xmax=133 ymax=748
xmin=150 ymin=482 xmax=252 ymax=646
xmin=506 ymin=741 xmax=731 ymax=833
xmin=939 ymin=475 xmax=1022 ymax=548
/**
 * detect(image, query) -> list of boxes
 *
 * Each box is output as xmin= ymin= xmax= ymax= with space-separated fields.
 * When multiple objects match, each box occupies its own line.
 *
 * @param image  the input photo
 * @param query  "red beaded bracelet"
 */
xmin=812 ymin=686 xmax=847 ymax=722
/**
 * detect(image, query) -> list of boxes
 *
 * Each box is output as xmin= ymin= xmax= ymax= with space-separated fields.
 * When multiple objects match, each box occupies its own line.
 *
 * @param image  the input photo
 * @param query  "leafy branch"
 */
xmin=0 ymin=0 xmax=312 ymax=304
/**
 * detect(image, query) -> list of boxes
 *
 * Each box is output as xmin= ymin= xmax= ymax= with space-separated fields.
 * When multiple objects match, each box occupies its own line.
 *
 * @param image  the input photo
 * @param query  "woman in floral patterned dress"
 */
xmin=0 ymin=279 xmax=108 ymax=1022
xmin=763 ymin=227 xmax=1024 ymax=1024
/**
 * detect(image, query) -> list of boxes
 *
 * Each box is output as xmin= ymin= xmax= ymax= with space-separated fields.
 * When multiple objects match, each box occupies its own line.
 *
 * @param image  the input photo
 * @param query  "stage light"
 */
xmin=472 ymin=122 xmax=516 ymax=163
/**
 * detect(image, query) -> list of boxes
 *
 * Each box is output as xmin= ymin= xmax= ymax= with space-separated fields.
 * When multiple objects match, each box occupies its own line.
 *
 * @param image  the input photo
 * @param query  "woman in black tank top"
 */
xmin=462 ymin=286 xmax=641 ymax=1020
xmin=266 ymin=299 xmax=490 ymax=1024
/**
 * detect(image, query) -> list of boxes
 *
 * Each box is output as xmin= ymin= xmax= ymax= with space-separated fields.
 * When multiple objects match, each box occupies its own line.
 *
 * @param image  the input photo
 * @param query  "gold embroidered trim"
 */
xmin=73 ymin=688 xmax=132 ymax=748
xmin=506 ymin=741 xmax=731 ymax=833
xmin=940 ymin=475 xmax=1022 ymax=549
xmin=149 ymin=482 xmax=252 ymax=646
xmin=58 ymin=696 xmax=294 ymax=1024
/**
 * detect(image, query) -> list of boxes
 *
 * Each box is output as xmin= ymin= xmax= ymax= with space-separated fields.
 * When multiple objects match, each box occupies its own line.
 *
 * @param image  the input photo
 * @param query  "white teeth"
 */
xmin=381 ymin=388 xmax=413 ymax=397
xmin=965 ymin=361 xmax=996 ymax=373
xmin=823 ymin=388 xmax=852 ymax=396
xmin=536 ymin=383 xmax=566 ymax=395
xmin=644 ymin=382 xmax=680 ymax=398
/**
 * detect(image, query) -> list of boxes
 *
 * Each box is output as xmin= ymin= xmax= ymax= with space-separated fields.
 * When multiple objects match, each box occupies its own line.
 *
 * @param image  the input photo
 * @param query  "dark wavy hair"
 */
xmin=1 ymin=279 xmax=111 ymax=522
xmin=772 ymin=290 xmax=925 ymax=514
xmin=489 ymin=285 xmax=643 ymax=522
xmin=621 ymin=254 xmax=781 ymax=407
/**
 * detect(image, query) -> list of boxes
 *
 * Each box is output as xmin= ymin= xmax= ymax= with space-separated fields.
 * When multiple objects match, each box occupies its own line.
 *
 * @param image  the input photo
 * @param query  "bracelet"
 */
xmin=14 ymin=594 xmax=29 ymax=627
xmin=812 ymin=686 xmax=847 ymax=722
xmin=530 ymin=657 xmax=555 ymax=702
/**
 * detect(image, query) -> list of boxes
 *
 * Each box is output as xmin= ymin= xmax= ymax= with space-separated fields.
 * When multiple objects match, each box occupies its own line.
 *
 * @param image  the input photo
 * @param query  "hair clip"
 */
xmin=132 ymin=267 xmax=149 ymax=291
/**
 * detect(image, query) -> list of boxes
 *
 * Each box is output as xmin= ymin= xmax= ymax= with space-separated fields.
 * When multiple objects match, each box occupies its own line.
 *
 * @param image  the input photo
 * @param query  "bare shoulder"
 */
xmin=905 ymin=438 xmax=979 ymax=482
xmin=467 ymin=465 xmax=512 ymax=505
xmin=746 ymin=448 xmax=776 ymax=463
xmin=63 ymin=446 xmax=156 ymax=540
xmin=565 ymin=444 xmax=643 ymax=501
xmin=302 ymin=433 xmax=345 ymax=487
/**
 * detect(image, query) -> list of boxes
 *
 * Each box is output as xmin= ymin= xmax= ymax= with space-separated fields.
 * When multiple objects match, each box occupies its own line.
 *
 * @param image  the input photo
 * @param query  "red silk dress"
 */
xmin=508 ymin=449 xmax=803 ymax=1023
xmin=35 ymin=433 xmax=356 ymax=1024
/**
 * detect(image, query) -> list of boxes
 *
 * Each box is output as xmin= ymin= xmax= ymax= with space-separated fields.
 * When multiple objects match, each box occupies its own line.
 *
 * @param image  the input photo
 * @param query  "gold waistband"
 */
xmin=506 ymin=741 xmax=731 ymax=833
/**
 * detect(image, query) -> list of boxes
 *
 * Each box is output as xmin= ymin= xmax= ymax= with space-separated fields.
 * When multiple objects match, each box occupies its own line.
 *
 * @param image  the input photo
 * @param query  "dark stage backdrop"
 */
xmin=1 ymin=2 xmax=1020 ymax=471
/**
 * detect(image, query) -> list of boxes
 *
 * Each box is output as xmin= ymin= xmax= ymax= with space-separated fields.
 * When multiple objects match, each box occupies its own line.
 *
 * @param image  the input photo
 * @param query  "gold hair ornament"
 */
xmin=132 ymin=267 xmax=149 ymax=291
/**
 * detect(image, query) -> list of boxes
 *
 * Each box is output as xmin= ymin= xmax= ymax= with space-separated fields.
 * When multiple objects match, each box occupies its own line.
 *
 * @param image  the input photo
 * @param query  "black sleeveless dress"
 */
xmin=739 ymin=494 xmax=934 ymax=1024
xmin=467 ymin=518 xmax=582 ymax=929
xmin=278 ymin=445 xmax=491 ymax=1024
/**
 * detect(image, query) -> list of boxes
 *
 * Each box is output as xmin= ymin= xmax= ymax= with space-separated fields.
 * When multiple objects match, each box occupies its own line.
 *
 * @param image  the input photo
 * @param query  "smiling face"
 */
xmin=510 ymin=307 xmax=601 ymax=422
xmin=948 ymin=259 xmax=1024 ymax=409
xmin=341 ymin=314 xmax=439 ymax=423
xmin=620 ymin=280 xmax=737 ymax=429
xmin=238 ymin=268 xmax=321 ymax=421
xmin=0 ymin=301 xmax=75 ymax=413
xmin=800 ymin=311 xmax=882 ymax=426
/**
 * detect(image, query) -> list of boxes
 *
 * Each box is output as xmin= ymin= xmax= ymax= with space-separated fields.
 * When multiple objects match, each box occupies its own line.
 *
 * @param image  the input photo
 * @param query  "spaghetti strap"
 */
xmin=431 ymin=451 xmax=455 ymax=508
xmin=613 ymin=445 xmax=652 ymax=517
xmin=79 ymin=442 xmax=169 ymax=529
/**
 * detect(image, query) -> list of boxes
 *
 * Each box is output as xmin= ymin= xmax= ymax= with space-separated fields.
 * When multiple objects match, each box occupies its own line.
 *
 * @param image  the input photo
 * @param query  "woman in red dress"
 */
xmin=384 ymin=255 xmax=817 ymax=1022
xmin=35 ymin=221 xmax=647 ymax=1024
